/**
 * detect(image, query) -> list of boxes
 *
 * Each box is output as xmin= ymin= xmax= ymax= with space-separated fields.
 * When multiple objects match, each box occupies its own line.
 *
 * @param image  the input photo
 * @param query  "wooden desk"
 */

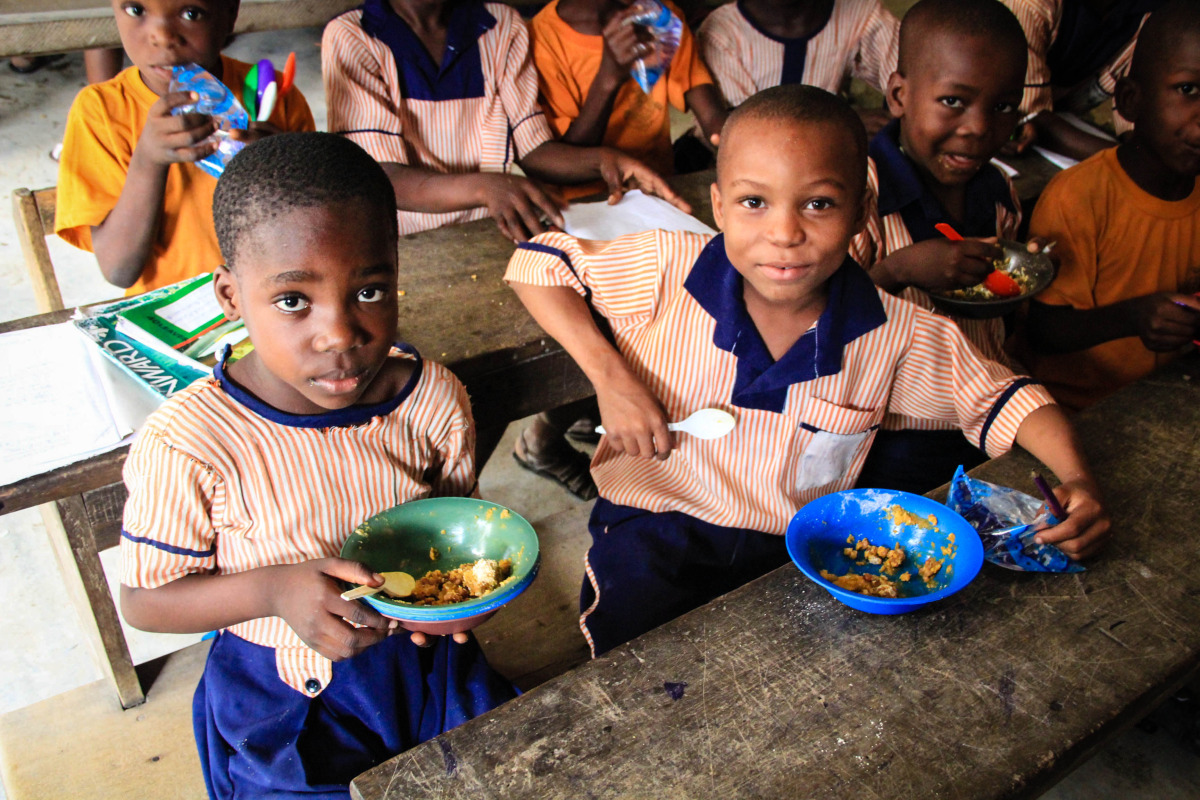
xmin=353 ymin=353 xmax=1200 ymax=799
xmin=0 ymin=171 xmax=716 ymax=709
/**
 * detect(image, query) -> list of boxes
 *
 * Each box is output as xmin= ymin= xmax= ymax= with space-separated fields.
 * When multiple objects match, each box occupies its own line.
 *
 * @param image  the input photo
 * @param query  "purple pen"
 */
xmin=1031 ymin=472 xmax=1068 ymax=520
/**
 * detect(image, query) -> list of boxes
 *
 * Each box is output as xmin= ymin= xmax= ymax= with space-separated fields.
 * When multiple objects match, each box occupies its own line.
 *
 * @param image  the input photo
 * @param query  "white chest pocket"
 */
xmin=795 ymin=396 xmax=882 ymax=492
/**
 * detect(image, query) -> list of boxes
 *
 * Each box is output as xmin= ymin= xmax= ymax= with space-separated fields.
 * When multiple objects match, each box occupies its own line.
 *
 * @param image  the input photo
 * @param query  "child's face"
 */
xmin=711 ymin=118 xmax=866 ymax=310
xmin=213 ymin=201 xmax=400 ymax=415
xmin=112 ymin=0 xmax=237 ymax=96
xmin=887 ymin=31 xmax=1024 ymax=189
xmin=1125 ymin=31 xmax=1200 ymax=179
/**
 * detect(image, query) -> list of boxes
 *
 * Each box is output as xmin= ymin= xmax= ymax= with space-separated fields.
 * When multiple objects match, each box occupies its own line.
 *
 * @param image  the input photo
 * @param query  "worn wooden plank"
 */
xmin=84 ymin=482 xmax=129 ymax=552
xmin=352 ymin=356 xmax=1200 ymax=800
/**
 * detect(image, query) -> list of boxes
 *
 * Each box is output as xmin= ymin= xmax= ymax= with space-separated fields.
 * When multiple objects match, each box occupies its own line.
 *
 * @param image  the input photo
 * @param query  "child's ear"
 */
xmin=212 ymin=264 xmax=242 ymax=322
xmin=884 ymin=71 xmax=906 ymax=118
xmin=1113 ymin=76 xmax=1140 ymax=125
xmin=853 ymin=185 xmax=871 ymax=236
xmin=710 ymin=180 xmax=725 ymax=231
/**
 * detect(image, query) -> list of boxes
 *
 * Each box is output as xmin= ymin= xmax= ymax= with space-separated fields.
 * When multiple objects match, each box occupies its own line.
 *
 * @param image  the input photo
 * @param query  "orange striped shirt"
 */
xmin=120 ymin=348 xmax=475 ymax=695
xmin=505 ymin=231 xmax=1052 ymax=535
xmin=323 ymin=0 xmax=554 ymax=236
xmin=697 ymin=0 xmax=899 ymax=107
xmin=1002 ymin=0 xmax=1148 ymax=134
xmin=850 ymin=120 xmax=1023 ymax=412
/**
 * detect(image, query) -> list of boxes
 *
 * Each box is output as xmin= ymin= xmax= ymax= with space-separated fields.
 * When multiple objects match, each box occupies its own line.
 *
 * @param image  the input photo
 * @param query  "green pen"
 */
xmin=243 ymin=64 xmax=258 ymax=120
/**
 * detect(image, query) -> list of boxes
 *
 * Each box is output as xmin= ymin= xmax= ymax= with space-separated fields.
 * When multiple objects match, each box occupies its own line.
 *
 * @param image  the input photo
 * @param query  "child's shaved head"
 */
xmin=718 ymin=84 xmax=868 ymax=193
xmin=898 ymin=0 xmax=1027 ymax=78
xmin=1129 ymin=0 xmax=1200 ymax=83
xmin=214 ymin=132 xmax=398 ymax=268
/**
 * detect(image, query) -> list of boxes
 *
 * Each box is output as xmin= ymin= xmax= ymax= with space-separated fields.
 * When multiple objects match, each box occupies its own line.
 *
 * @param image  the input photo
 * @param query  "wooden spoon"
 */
xmin=341 ymin=571 xmax=415 ymax=600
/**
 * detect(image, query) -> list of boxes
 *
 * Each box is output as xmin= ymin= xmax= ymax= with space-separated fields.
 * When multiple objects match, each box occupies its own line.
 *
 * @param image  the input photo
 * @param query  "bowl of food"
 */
xmin=785 ymin=489 xmax=984 ymax=614
xmin=340 ymin=497 xmax=539 ymax=635
xmin=930 ymin=239 xmax=1055 ymax=319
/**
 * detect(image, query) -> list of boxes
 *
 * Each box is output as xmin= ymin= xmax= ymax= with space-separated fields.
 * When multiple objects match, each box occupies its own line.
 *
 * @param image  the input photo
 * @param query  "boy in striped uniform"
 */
xmin=697 ymin=0 xmax=899 ymax=132
xmin=1003 ymin=0 xmax=1163 ymax=161
xmin=505 ymin=85 xmax=1110 ymax=657
xmin=323 ymin=0 xmax=688 ymax=243
xmin=848 ymin=0 xmax=1043 ymax=494
xmin=56 ymin=0 xmax=316 ymax=295
xmin=119 ymin=133 xmax=515 ymax=799
xmin=1019 ymin=0 xmax=1200 ymax=411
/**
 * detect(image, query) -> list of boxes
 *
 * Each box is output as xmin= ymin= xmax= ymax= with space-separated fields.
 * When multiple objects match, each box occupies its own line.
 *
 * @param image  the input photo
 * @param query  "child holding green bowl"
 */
xmin=118 ymin=132 xmax=515 ymax=800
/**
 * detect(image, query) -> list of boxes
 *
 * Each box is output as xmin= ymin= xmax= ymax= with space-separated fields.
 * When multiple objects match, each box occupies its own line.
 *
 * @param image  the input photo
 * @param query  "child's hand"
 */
xmin=597 ymin=148 xmax=692 ymax=214
xmin=999 ymin=121 xmax=1037 ymax=156
xmin=1129 ymin=292 xmax=1200 ymax=351
xmin=135 ymin=91 xmax=218 ymax=167
xmin=600 ymin=6 xmax=657 ymax=81
xmin=475 ymin=173 xmax=565 ymax=243
xmin=230 ymin=120 xmax=283 ymax=146
xmin=886 ymin=237 xmax=1004 ymax=293
xmin=269 ymin=558 xmax=398 ymax=661
xmin=1031 ymin=478 xmax=1110 ymax=560
xmin=596 ymin=366 xmax=674 ymax=460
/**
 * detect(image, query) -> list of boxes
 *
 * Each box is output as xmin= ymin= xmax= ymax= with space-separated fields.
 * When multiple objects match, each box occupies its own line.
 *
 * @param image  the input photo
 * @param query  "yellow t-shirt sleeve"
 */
xmin=55 ymin=87 xmax=135 ymax=252
xmin=665 ymin=3 xmax=713 ymax=112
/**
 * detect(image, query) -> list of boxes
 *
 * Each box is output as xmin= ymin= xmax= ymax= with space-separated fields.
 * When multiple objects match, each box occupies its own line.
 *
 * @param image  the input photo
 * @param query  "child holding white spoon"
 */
xmin=505 ymin=85 xmax=1110 ymax=657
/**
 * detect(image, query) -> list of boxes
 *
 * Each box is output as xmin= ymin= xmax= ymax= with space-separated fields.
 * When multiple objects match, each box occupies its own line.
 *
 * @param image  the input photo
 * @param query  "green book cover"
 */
xmin=114 ymin=274 xmax=245 ymax=368
xmin=74 ymin=315 xmax=208 ymax=401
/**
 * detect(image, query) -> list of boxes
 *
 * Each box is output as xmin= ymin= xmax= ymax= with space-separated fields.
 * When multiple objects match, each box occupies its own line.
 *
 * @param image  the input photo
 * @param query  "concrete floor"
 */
xmin=1 ymin=24 xmax=1198 ymax=800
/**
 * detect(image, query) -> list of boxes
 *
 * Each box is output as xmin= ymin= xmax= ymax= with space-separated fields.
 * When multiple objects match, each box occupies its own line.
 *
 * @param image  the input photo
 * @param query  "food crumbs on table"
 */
xmin=470 ymin=274 xmax=478 ymax=281
xmin=409 ymin=558 xmax=514 ymax=606
xmin=398 ymin=289 xmax=407 ymax=296
xmin=429 ymin=547 xmax=440 ymax=561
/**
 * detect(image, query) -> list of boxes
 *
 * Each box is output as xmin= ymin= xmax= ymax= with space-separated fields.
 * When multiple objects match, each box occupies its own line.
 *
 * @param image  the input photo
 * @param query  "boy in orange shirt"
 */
xmin=1020 ymin=0 xmax=1200 ymax=411
xmin=56 ymin=0 xmax=316 ymax=295
xmin=530 ymin=0 xmax=727 ymax=197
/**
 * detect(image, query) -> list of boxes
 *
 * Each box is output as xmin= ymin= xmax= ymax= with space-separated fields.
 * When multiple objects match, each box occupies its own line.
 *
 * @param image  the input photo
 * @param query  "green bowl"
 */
xmin=340 ymin=498 xmax=540 ymax=635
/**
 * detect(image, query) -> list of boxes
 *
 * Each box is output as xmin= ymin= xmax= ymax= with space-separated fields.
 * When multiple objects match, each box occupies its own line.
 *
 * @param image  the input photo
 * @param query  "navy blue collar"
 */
xmin=869 ymin=119 xmax=1015 ymax=242
xmin=214 ymin=343 xmax=424 ymax=428
xmin=735 ymin=0 xmax=830 ymax=85
xmin=683 ymin=234 xmax=887 ymax=412
xmin=360 ymin=0 xmax=495 ymax=101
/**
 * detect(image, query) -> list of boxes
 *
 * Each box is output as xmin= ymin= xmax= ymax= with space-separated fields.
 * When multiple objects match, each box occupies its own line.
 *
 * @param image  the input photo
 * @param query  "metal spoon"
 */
xmin=341 ymin=571 xmax=416 ymax=601
xmin=595 ymin=408 xmax=736 ymax=440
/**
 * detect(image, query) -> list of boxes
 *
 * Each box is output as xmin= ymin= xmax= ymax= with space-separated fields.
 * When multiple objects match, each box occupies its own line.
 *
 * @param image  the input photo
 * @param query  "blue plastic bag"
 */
xmin=945 ymin=466 xmax=1083 ymax=573
xmin=169 ymin=63 xmax=248 ymax=178
xmin=628 ymin=0 xmax=682 ymax=93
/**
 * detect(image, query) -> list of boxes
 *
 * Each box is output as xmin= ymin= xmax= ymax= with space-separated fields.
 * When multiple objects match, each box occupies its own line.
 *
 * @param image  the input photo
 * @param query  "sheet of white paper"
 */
xmin=1059 ymin=112 xmax=1117 ymax=142
xmin=1032 ymin=146 xmax=1080 ymax=171
xmin=87 ymin=336 xmax=162 ymax=435
xmin=990 ymin=158 xmax=1020 ymax=178
xmin=0 ymin=323 xmax=133 ymax=486
xmin=562 ymin=189 xmax=716 ymax=241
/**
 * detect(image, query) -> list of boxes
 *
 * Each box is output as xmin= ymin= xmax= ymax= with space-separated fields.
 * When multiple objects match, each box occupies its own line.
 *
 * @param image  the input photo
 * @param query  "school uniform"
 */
xmin=697 ymin=0 xmax=899 ymax=107
xmin=322 ymin=0 xmax=554 ymax=235
xmin=121 ymin=347 xmax=515 ymax=799
xmin=848 ymin=120 xmax=1023 ymax=493
xmin=506 ymin=231 xmax=1052 ymax=655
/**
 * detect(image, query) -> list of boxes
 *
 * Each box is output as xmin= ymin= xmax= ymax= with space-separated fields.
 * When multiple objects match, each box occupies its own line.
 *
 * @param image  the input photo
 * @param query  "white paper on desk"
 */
xmin=1032 ymin=146 xmax=1080 ymax=171
xmin=1059 ymin=112 xmax=1117 ymax=142
xmin=0 ymin=323 xmax=146 ymax=486
xmin=562 ymin=190 xmax=716 ymax=241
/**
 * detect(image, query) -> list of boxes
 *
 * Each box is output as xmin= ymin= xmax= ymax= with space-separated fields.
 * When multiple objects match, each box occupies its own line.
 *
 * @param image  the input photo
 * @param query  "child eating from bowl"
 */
xmin=118 ymin=132 xmax=515 ymax=799
xmin=504 ymin=84 xmax=1111 ymax=657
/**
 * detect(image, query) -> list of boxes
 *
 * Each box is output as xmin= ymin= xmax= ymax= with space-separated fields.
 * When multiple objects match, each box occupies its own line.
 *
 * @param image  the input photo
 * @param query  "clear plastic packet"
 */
xmin=945 ymin=465 xmax=1084 ymax=573
xmin=169 ymin=63 xmax=248 ymax=178
xmin=628 ymin=0 xmax=681 ymax=94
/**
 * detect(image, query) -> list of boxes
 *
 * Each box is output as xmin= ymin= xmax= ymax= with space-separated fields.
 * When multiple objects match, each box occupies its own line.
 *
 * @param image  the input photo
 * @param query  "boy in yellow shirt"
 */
xmin=1020 ymin=0 xmax=1200 ymax=410
xmin=56 ymin=0 xmax=315 ymax=296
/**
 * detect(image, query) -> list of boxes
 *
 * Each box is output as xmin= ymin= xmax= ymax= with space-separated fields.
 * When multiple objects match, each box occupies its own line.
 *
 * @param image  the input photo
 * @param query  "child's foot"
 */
xmin=564 ymin=416 xmax=601 ymax=445
xmin=512 ymin=426 xmax=598 ymax=501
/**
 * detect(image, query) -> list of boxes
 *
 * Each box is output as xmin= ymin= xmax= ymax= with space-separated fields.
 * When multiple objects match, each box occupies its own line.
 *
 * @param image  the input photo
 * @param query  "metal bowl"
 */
xmin=929 ymin=239 xmax=1055 ymax=320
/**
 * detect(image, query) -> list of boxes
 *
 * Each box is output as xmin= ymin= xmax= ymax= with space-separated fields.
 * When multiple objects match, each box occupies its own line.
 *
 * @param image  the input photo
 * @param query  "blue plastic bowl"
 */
xmin=340 ymin=498 xmax=540 ymax=635
xmin=785 ymin=489 xmax=983 ymax=614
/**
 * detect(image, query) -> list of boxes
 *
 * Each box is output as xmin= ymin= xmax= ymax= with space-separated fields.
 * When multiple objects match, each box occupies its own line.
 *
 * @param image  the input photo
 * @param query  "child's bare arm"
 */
xmin=1030 ymin=112 xmax=1114 ymax=162
xmin=120 ymin=558 xmax=398 ymax=661
xmin=509 ymin=282 xmax=673 ymax=459
xmin=683 ymin=84 xmax=727 ymax=143
xmin=868 ymin=237 xmax=1002 ymax=293
xmin=560 ymin=6 xmax=650 ymax=146
xmin=519 ymin=142 xmax=690 ymax=211
xmin=1027 ymin=294 xmax=1200 ymax=354
xmin=1012 ymin=404 xmax=1110 ymax=559
xmin=90 ymin=91 xmax=217 ymax=288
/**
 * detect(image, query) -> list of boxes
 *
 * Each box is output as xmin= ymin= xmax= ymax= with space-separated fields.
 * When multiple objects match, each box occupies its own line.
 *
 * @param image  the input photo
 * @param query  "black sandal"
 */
xmin=512 ymin=429 xmax=598 ymax=501
xmin=564 ymin=416 xmax=601 ymax=445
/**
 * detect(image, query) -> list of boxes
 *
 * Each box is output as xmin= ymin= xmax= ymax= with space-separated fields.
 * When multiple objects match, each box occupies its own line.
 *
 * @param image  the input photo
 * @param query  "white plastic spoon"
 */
xmin=595 ymin=408 xmax=736 ymax=440
xmin=341 ymin=570 xmax=416 ymax=601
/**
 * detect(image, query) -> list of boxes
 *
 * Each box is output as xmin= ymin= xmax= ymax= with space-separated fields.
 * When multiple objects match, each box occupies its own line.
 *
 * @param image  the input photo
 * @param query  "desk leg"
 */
xmin=476 ymin=423 xmax=506 ymax=473
xmin=39 ymin=498 xmax=145 ymax=709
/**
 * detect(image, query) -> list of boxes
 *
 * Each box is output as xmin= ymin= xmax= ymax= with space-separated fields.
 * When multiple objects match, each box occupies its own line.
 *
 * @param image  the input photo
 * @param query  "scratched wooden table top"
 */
xmin=352 ymin=356 xmax=1200 ymax=799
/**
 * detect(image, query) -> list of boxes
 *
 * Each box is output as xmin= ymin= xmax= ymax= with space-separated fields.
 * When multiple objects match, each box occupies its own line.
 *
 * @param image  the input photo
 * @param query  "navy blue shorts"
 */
xmin=580 ymin=499 xmax=789 ymax=657
xmin=193 ymin=631 xmax=516 ymax=799
xmin=855 ymin=428 xmax=987 ymax=495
